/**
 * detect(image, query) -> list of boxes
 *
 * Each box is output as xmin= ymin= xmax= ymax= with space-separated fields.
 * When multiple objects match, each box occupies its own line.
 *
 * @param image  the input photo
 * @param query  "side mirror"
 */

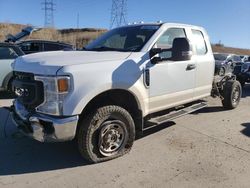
xmin=150 ymin=47 xmax=172 ymax=64
xmin=149 ymin=48 xmax=162 ymax=57
xmin=172 ymin=38 xmax=192 ymax=61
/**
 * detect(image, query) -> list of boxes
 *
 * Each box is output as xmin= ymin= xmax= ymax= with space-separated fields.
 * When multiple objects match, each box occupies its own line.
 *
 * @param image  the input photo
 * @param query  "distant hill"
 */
xmin=0 ymin=23 xmax=106 ymax=48
xmin=1 ymin=23 xmax=250 ymax=55
xmin=212 ymin=45 xmax=250 ymax=56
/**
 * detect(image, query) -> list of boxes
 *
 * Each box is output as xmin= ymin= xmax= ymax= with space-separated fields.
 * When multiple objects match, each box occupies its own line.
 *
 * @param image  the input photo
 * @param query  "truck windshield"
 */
xmin=85 ymin=25 xmax=160 ymax=52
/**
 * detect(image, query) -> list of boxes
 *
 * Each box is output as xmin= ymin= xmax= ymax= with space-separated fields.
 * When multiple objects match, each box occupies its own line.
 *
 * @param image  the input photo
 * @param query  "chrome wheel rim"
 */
xmin=232 ymin=85 xmax=240 ymax=105
xmin=99 ymin=120 xmax=127 ymax=157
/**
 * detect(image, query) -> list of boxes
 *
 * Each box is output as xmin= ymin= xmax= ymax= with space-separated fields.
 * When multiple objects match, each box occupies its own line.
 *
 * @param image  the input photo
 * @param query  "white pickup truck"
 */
xmin=11 ymin=23 xmax=241 ymax=163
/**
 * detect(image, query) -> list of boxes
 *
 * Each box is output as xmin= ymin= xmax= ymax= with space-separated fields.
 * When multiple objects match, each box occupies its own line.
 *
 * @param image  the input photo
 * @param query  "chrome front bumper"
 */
xmin=11 ymin=100 xmax=79 ymax=142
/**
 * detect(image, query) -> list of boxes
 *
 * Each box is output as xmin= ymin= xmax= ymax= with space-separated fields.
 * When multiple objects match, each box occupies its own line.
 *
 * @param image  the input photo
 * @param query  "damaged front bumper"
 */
xmin=11 ymin=100 xmax=79 ymax=142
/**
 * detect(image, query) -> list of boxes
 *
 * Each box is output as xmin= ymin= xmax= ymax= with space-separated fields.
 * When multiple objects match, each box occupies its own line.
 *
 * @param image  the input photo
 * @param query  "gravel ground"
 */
xmin=0 ymin=86 xmax=250 ymax=188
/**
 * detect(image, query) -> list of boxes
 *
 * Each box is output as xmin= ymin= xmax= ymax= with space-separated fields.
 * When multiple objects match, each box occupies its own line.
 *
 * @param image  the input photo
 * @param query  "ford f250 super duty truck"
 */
xmin=10 ymin=23 xmax=242 ymax=163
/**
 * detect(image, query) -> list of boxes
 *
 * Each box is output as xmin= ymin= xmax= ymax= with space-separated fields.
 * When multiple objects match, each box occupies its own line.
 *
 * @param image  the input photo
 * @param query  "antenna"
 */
xmin=110 ymin=0 xmax=127 ymax=29
xmin=42 ymin=0 xmax=55 ymax=28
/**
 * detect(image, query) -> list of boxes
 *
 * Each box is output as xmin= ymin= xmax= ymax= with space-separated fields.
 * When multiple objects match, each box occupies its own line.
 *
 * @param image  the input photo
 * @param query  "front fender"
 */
xmin=63 ymin=81 xmax=149 ymax=117
xmin=58 ymin=53 xmax=149 ymax=117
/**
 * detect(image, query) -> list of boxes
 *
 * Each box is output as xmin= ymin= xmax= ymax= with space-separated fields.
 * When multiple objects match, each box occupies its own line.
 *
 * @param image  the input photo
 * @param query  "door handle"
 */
xmin=186 ymin=64 xmax=196 ymax=71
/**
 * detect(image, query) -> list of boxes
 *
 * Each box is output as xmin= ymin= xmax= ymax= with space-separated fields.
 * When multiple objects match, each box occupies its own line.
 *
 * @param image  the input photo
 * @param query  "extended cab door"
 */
xmin=190 ymin=29 xmax=214 ymax=99
xmin=148 ymin=28 xmax=196 ymax=113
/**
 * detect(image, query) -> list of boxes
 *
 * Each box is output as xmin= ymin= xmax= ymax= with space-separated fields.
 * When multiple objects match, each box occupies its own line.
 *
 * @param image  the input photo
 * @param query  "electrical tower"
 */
xmin=110 ymin=0 xmax=127 ymax=28
xmin=42 ymin=0 xmax=55 ymax=28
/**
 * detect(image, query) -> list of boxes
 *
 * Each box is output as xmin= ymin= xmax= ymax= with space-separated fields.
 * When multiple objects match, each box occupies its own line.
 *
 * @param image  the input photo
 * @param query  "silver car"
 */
xmin=0 ymin=43 xmax=24 ymax=92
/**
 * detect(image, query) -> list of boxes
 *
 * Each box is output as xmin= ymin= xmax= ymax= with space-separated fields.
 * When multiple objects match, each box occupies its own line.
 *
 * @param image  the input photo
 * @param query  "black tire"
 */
xmin=77 ymin=105 xmax=135 ymax=163
xmin=222 ymin=80 xmax=242 ymax=109
xmin=239 ymin=79 xmax=245 ymax=88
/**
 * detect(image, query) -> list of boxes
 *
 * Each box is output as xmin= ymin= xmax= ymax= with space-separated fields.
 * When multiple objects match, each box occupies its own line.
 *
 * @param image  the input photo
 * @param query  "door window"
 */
xmin=155 ymin=28 xmax=186 ymax=59
xmin=191 ymin=30 xmax=207 ymax=55
xmin=0 ymin=47 xmax=18 ymax=59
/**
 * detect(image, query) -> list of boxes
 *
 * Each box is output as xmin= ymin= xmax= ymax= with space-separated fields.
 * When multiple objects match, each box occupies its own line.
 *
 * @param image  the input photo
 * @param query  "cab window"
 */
xmin=155 ymin=28 xmax=186 ymax=59
xmin=192 ymin=30 xmax=207 ymax=55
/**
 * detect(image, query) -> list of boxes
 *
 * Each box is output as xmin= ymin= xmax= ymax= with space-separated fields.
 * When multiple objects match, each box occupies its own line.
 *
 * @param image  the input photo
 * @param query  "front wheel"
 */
xmin=222 ymin=80 xmax=242 ymax=109
xmin=77 ymin=105 xmax=135 ymax=163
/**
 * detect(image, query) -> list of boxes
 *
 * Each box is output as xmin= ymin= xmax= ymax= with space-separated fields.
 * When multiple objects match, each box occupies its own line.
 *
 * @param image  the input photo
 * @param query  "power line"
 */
xmin=110 ymin=0 xmax=127 ymax=29
xmin=42 ymin=0 xmax=55 ymax=28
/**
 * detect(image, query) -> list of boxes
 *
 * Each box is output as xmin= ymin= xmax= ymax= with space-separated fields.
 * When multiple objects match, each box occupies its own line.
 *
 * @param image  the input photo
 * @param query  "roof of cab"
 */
xmin=120 ymin=22 xmax=204 ymax=30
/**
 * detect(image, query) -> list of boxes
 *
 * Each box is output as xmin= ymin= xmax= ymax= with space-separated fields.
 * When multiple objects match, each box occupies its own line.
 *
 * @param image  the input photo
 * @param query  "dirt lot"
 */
xmin=0 ymin=86 xmax=250 ymax=188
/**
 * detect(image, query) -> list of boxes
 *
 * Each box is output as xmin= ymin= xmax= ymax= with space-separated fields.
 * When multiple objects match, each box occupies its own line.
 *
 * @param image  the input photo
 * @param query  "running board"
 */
xmin=144 ymin=102 xmax=207 ymax=131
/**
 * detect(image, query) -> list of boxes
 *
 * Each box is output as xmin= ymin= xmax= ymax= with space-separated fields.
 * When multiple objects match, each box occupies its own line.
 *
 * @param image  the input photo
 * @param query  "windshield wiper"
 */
xmin=86 ymin=46 xmax=126 ymax=52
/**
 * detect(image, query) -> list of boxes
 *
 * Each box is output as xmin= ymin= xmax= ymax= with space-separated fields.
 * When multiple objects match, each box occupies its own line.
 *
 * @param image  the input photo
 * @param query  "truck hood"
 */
xmin=13 ymin=51 xmax=132 ymax=75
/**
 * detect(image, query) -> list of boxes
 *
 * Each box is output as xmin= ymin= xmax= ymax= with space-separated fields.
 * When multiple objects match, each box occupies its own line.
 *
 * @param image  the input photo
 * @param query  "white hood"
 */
xmin=13 ymin=51 xmax=132 ymax=75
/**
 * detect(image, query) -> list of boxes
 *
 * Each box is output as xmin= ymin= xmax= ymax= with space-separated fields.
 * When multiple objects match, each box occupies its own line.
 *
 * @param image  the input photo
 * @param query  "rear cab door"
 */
xmin=187 ymin=28 xmax=215 ymax=99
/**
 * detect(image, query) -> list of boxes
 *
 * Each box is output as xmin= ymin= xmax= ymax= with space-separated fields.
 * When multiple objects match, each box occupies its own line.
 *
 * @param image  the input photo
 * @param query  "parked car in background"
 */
xmin=236 ymin=56 xmax=250 ymax=87
xmin=240 ymin=55 xmax=249 ymax=62
xmin=0 ymin=42 xmax=24 ymax=92
xmin=5 ymin=26 xmax=74 ymax=54
xmin=17 ymin=40 xmax=74 ymax=54
xmin=214 ymin=53 xmax=236 ymax=76
xmin=232 ymin=54 xmax=244 ymax=65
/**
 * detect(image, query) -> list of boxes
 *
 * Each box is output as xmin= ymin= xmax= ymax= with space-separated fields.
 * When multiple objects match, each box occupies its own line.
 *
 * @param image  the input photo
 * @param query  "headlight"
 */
xmin=34 ymin=76 xmax=70 ymax=115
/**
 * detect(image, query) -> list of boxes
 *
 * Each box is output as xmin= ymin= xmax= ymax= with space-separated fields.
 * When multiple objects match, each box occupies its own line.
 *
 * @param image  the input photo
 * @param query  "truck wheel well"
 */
xmin=2 ymin=72 xmax=13 ymax=91
xmin=79 ymin=89 xmax=143 ymax=132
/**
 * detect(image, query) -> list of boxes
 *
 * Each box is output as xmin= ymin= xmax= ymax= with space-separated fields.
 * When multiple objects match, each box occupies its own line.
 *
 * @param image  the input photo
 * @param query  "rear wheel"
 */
xmin=222 ymin=80 xmax=242 ymax=109
xmin=77 ymin=105 xmax=135 ymax=163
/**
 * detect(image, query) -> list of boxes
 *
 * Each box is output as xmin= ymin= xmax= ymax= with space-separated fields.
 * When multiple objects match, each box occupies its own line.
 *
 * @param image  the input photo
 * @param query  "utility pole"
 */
xmin=110 ymin=0 xmax=127 ymax=29
xmin=42 ymin=0 xmax=55 ymax=28
xmin=77 ymin=13 xmax=79 ymax=29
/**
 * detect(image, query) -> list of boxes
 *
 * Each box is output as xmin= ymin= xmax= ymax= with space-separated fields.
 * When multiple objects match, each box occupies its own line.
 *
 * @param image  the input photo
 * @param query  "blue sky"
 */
xmin=0 ymin=0 xmax=249 ymax=49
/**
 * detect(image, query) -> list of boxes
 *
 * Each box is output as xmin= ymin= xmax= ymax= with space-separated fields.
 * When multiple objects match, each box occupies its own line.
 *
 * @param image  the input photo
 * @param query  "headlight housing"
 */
xmin=35 ymin=76 xmax=70 ymax=115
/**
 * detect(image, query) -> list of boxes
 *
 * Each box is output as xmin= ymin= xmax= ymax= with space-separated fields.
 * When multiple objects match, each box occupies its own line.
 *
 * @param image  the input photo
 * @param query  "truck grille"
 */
xmin=14 ymin=71 xmax=34 ymax=81
xmin=13 ymin=71 xmax=44 ymax=109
